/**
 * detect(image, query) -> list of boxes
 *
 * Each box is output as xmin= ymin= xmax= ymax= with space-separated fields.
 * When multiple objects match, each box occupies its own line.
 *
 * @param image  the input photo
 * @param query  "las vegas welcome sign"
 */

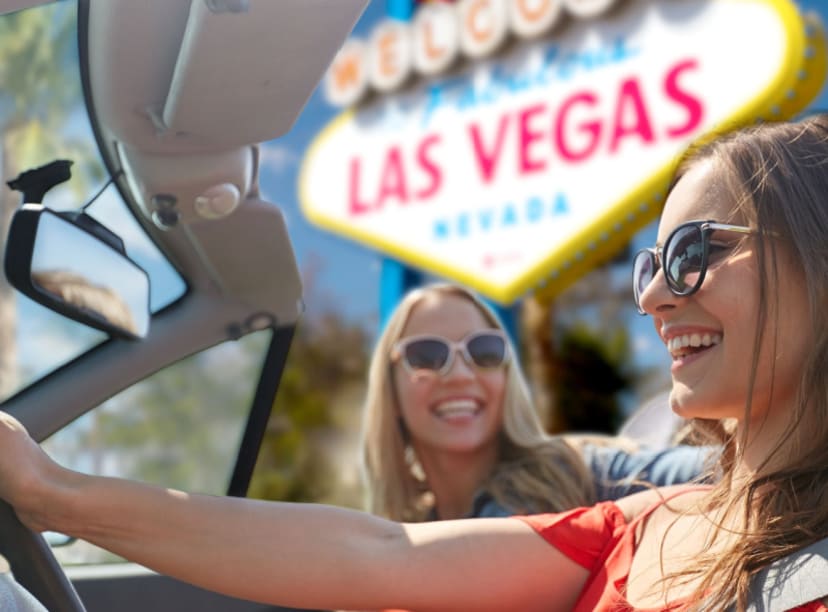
xmin=300 ymin=0 xmax=827 ymax=304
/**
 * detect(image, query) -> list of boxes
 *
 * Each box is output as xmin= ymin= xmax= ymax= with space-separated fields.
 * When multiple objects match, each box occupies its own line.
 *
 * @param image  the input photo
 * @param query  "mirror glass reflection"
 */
xmin=31 ymin=212 xmax=150 ymax=338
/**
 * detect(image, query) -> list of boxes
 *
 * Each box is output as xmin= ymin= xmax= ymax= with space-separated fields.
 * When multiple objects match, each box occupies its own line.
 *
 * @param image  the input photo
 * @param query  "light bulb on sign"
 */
xmin=325 ymin=39 xmax=370 ymax=107
xmin=369 ymin=19 xmax=414 ymax=92
xmin=413 ymin=3 xmax=461 ymax=75
xmin=510 ymin=0 xmax=565 ymax=38
xmin=458 ymin=0 xmax=510 ymax=59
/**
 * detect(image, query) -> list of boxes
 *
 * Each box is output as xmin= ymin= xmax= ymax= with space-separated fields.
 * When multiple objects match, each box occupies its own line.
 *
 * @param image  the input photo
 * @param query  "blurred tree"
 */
xmin=248 ymin=310 xmax=370 ymax=508
xmin=552 ymin=324 xmax=634 ymax=433
xmin=0 ymin=4 xmax=103 ymax=398
xmin=76 ymin=331 xmax=271 ymax=493
xmin=522 ymin=262 xmax=638 ymax=434
xmin=521 ymin=294 xmax=564 ymax=432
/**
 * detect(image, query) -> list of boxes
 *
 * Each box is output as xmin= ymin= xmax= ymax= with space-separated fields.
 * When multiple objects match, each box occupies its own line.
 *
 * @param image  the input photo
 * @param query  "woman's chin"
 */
xmin=669 ymin=386 xmax=702 ymax=419
xmin=669 ymin=386 xmax=733 ymax=422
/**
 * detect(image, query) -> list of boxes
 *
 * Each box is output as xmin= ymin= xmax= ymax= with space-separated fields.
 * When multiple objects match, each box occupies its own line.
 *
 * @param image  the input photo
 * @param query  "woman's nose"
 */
xmin=638 ymin=268 xmax=678 ymax=315
xmin=444 ymin=348 xmax=475 ymax=379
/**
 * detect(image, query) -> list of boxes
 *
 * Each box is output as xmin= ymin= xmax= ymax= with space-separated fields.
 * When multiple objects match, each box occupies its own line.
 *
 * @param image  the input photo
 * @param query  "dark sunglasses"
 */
xmin=632 ymin=220 xmax=757 ymax=314
xmin=391 ymin=330 xmax=510 ymax=376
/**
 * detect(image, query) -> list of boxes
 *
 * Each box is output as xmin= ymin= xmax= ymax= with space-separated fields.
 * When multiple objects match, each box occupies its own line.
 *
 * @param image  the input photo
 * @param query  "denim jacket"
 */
xmin=465 ymin=444 xmax=714 ymax=518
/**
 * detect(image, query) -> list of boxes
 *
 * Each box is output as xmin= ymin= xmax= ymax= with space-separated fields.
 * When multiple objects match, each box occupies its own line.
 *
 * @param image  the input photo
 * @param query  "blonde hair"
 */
xmin=665 ymin=115 xmax=828 ymax=610
xmin=361 ymin=283 xmax=594 ymax=521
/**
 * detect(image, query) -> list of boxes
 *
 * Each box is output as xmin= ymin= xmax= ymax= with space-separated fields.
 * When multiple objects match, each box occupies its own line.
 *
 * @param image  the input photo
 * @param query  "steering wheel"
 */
xmin=0 ymin=500 xmax=86 ymax=612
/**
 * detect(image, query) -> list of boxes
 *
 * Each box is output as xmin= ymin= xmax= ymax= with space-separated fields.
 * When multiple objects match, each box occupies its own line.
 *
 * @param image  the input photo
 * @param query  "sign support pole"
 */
xmin=486 ymin=299 xmax=519 ymax=348
xmin=379 ymin=258 xmax=422 ymax=329
xmin=386 ymin=0 xmax=414 ymax=20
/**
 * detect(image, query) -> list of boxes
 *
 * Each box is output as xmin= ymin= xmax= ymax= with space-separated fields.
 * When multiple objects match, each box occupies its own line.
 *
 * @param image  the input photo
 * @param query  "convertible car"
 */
xmin=2 ymin=1 xmax=827 ymax=611
xmin=0 ymin=0 xmax=367 ymax=610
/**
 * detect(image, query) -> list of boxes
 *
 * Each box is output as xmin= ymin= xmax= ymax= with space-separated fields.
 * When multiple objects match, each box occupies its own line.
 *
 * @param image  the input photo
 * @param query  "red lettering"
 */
xmin=518 ymin=103 xmax=547 ymax=174
xmin=664 ymin=59 xmax=704 ymax=137
xmin=348 ymin=138 xmax=443 ymax=216
xmin=556 ymin=92 xmax=601 ymax=162
xmin=346 ymin=58 xmax=704 ymax=208
xmin=609 ymin=77 xmax=654 ymax=153
xmin=348 ymin=157 xmax=374 ymax=216
xmin=469 ymin=115 xmax=510 ymax=183
xmin=376 ymin=147 xmax=409 ymax=207
xmin=415 ymin=134 xmax=443 ymax=199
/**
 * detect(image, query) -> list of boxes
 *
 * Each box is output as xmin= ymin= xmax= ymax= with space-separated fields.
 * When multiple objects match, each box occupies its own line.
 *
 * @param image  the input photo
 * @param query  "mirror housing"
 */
xmin=4 ymin=205 xmax=150 ymax=339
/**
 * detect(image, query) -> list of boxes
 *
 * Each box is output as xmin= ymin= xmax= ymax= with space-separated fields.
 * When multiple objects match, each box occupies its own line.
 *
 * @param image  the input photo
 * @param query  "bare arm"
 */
xmin=0 ymin=412 xmax=586 ymax=611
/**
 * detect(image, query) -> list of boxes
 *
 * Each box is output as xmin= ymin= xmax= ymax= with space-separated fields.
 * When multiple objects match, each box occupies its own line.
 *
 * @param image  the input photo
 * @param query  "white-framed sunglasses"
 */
xmin=391 ymin=330 xmax=510 ymax=376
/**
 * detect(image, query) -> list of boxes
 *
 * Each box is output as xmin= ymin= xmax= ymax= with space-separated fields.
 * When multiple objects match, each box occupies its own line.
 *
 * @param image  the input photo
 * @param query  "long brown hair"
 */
xmin=666 ymin=115 xmax=828 ymax=610
xmin=360 ymin=283 xmax=594 ymax=521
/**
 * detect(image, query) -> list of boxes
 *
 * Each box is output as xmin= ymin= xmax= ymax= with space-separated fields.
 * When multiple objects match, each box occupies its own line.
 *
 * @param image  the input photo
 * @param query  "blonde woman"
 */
xmin=361 ymin=282 xmax=709 ymax=522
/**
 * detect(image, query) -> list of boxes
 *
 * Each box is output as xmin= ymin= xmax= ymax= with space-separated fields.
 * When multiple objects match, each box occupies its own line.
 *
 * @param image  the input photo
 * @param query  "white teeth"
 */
xmin=667 ymin=333 xmax=722 ymax=356
xmin=434 ymin=399 xmax=478 ymax=417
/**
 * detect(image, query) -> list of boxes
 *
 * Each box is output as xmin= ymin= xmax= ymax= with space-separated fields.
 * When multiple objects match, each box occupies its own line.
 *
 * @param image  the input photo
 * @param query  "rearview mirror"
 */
xmin=4 ymin=205 xmax=150 ymax=339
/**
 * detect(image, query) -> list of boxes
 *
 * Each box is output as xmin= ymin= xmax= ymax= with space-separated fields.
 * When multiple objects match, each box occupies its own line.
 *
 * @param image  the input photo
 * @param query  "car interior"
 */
xmin=0 ymin=0 xmax=367 ymax=610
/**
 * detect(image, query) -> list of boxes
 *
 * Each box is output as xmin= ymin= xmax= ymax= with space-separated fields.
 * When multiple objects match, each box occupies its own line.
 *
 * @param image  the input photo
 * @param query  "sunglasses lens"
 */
xmin=402 ymin=339 xmax=450 ymax=371
xmin=632 ymin=250 xmax=655 ymax=309
xmin=665 ymin=225 xmax=705 ymax=293
xmin=466 ymin=333 xmax=507 ymax=368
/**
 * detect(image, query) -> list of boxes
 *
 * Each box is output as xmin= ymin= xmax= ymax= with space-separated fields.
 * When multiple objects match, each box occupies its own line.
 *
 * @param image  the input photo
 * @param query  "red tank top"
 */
xmin=519 ymin=491 xmax=828 ymax=611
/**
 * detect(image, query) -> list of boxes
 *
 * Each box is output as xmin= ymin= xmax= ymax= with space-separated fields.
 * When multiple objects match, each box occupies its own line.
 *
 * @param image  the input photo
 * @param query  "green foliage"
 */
xmin=0 ymin=4 xmax=100 ymax=180
xmin=45 ymin=332 xmax=272 ymax=495
xmin=0 ymin=5 xmax=77 ymax=124
xmin=248 ymin=314 xmax=369 ymax=507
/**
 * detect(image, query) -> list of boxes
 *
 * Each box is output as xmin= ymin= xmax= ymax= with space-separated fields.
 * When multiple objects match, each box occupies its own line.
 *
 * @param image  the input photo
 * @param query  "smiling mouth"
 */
xmin=667 ymin=332 xmax=722 ymax=360
xmin=433 ymin=399 xmax=481 ymax=419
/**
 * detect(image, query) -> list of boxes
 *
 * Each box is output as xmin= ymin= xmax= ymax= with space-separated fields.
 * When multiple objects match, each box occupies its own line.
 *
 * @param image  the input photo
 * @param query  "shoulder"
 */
xmin=613 ymin=485 xmax=710 ymax=523
xmin=613 ymin=488 xmax=663 ymax=522
xmin=519 ymin=499 xmax=624 ymax=527
xmin=516 ymin=501 xmax=628 ymax=572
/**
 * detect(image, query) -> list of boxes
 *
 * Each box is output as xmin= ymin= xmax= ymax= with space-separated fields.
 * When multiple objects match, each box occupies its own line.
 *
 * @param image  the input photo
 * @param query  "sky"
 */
xmin=257 ymin=0 xmax=828 ymax=400
xmin=257 ymin=1 xmax=388 ymax=324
